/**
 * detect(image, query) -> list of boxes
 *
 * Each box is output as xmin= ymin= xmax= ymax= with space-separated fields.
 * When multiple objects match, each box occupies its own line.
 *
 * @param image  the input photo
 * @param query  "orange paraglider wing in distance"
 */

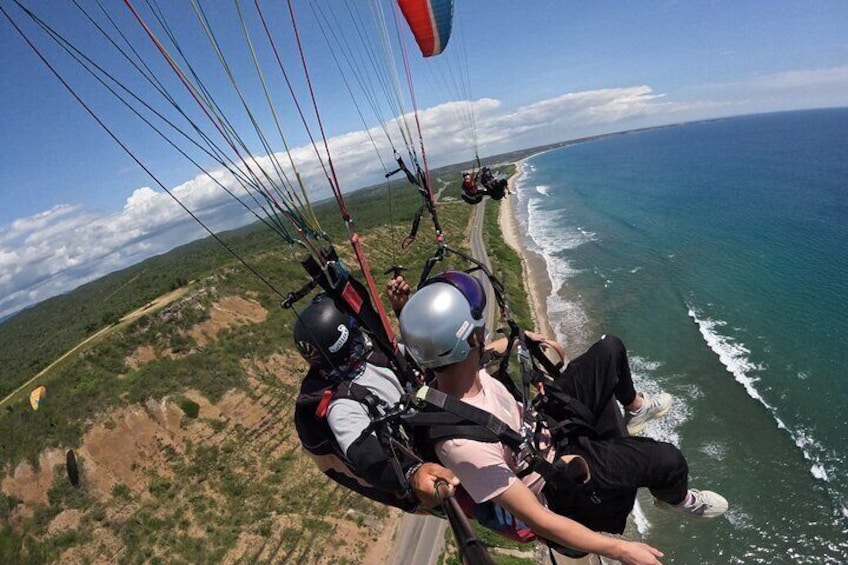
xmin=397 ymin=0 xmax=454 ymax=57
xmin=29 ymin=385 xmax=46 ymax=411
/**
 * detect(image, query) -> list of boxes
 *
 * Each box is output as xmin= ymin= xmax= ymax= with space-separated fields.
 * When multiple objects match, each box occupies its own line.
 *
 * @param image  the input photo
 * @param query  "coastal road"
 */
xmin=387 ymin=513 xmax=447 ymax=565
xmin=469 ymin=199 xmax=497 ymax=331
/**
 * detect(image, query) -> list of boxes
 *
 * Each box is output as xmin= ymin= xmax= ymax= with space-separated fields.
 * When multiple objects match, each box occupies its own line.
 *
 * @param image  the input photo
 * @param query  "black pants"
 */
xmin=542 ymin=335 xmax=689 ymax=534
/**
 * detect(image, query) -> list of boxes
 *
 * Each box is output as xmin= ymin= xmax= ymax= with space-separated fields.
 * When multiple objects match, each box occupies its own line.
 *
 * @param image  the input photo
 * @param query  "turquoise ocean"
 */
xmin=512 ymin=108 xmax=848 ymax=563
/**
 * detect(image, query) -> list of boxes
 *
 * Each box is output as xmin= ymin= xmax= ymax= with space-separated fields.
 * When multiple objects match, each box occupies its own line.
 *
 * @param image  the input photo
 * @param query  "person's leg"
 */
xmin=539 ymin=335 xmax=632 ymax=439
xmin=557 ymin=335 xmax=638 ymax=410
xmin=575 ymin=436 xmax=690 ymax=505
xmin=584 ymin=436 xmax=728 ymax=518
xmin=543 ymin=436 xmax=687 ymax=534
xmin=553 ymin=335 xmax=673 ymax=435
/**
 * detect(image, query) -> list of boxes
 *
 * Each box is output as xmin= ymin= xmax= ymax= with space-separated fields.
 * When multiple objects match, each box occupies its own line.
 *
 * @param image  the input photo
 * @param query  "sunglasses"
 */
xmin=422 ymin=270 xmax=487 ymax=320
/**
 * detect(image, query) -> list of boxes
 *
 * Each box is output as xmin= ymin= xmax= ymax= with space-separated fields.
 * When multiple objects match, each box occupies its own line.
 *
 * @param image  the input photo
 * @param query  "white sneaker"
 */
xmin=656 ymin=489 xmax=729 ymax=519
xmin=625 ymin=391 xmax=672 ymax=435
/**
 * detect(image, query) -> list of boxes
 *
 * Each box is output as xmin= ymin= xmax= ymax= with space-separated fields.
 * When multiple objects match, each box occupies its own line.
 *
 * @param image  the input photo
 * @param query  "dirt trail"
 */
xmin=0 ymin=286 xmax=191 ymax=411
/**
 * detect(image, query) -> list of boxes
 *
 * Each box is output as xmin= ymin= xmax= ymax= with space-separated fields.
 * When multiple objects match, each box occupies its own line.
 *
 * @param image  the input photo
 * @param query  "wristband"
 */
xmin=404 ymin=462 xmax=424 ymax=484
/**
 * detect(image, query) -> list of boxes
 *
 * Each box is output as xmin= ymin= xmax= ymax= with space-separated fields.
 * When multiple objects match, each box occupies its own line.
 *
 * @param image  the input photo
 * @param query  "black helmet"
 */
xmin=294 ymin=294 xmax=368 ymax=378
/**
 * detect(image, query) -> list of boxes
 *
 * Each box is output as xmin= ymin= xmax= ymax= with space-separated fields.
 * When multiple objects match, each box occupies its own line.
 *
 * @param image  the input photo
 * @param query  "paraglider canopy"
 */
xmin=29 ymin=385 xmax=46 ymax=411
xmin=397 ymin=0 xmax=454 ymax=57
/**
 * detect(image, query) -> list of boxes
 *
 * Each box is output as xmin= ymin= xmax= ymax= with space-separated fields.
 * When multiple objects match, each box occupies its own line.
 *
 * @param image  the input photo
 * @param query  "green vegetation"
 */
xmin=0 ymin=237 xmax=234 ymax=400
xmin=178 ymin=399 xmax=200 ymax=419
xmin=0 ymin=159 xmax=540 ymax=563
xmin=483 ymin=166 xmax=533 ymax=330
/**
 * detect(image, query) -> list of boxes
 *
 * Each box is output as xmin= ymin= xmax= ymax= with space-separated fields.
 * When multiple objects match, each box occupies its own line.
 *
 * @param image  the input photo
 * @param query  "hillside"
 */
xmin=0 ymin=162 xmax=534 ymax=564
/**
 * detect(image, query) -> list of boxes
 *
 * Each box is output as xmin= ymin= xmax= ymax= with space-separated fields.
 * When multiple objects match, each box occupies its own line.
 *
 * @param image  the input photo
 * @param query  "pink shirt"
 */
xmin=435 ymin=370 xmax=550 ymax=503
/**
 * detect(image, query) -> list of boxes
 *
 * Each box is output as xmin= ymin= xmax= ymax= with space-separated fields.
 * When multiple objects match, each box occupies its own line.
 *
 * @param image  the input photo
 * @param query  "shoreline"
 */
xmin=499 ymin=159 xmax=555 ymax=339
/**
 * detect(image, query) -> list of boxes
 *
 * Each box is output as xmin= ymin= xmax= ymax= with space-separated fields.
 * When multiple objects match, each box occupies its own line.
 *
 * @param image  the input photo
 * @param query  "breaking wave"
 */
xmin=525 ymin=198 xmax=595 ymax=346
xmin=687 ymin=305 xmax=832 ymax=487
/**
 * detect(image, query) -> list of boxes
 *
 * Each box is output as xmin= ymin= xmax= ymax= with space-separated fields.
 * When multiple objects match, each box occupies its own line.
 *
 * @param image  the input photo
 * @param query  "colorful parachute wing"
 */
xmin=397 ymin=0 xmax=454 ymax=57
xmin=29 ymin=385 xmax=46 ymax=411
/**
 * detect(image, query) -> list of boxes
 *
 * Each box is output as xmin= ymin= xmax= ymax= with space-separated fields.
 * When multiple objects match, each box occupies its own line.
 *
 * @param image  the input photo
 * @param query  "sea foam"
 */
xmin=700 ymin=441 xmax=729 ymax=461
xmin=811 ymin=464 xmax=829 ymax=481
xmin=687 ymin=305 xmax=833 ymax=486
xmin=524 ymin=197 xmax=594 ymax=346
xmin=687 ymin=307 xmax=767 ymax=404
xmin=629 ymin=355 xmax=686 ymax=447
xmin=512 ymin=167 xmax=587 ymax=345
xmin=631 ymin=499 xmax=650 ymax=535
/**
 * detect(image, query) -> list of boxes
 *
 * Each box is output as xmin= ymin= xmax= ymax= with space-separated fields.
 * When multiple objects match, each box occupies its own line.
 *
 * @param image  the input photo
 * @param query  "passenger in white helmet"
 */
xmin=397 ymin=271 xmax=729 ymax=565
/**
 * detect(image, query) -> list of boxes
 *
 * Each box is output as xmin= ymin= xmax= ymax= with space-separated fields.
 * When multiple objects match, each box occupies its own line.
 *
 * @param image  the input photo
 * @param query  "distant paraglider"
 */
xmin=460 ymin=167 xmax=509 ymax=204
xmin=66 ymin=450 xmax=80 ymax=487
xmin=29 ymin=385 xmax=46 ymax=411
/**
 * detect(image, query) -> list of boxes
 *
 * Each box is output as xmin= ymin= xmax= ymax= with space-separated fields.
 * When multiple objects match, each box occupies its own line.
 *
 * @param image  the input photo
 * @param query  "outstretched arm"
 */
xmin=493 ymin=480 xmax=665 ymax=565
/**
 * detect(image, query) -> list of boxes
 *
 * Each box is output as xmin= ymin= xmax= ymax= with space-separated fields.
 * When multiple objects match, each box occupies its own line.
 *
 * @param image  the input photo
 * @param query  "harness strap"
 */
xmin=414 ymin=386 xmax=563 ymax=482
xmin=315 ymin=389 xmax=334 ymax=418
xmin=416 ymin=386 xmax=524 ymax=446
xmin=402 ymin=205 xmax=427 ymax=248
xmin=333 ymin=381 xmax=386 ymax=420
xmin=524 ymin=335 xmax=562 ymax=383
xmin=493 ymin=324 xmax=523 ymax=401
xmin=495 ymin=325 xmax=603 ymax=451
xmin=535 ymin=386 xmax=600 ymax=434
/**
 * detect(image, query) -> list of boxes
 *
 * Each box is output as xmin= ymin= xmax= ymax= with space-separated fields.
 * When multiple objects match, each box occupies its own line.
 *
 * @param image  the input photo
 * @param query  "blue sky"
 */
xmin=1 ymin=0 xmax=847 ymax=318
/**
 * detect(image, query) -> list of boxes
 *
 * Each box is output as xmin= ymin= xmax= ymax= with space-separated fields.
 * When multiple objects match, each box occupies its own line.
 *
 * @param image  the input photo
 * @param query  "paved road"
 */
xmin=469 ymin=199 xmax=497 ymax=331
xmin=388 ymin=513 xmax=447 ymax=565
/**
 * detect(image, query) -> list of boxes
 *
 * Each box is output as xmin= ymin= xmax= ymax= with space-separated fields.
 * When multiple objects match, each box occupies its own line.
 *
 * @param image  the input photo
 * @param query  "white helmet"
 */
xmin=399 ymin=271 xmax=486 ymax=369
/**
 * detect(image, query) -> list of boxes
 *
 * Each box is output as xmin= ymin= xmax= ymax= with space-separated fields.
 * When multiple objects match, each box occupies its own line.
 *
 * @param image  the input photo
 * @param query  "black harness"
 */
xmin=294 ymin=360 xmax=420 ymax=513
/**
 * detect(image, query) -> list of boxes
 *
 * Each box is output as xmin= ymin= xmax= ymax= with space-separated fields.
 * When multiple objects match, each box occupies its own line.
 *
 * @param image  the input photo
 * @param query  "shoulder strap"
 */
xmin=413 ymin=386 xmax=526 ymax=448
xmin=296 ymin=374 xmax=385 ymax=425
xmin=491 ymin=325 xmax=524 ymax=402
xmin=366 ymin=348 xmax=392 ymax=369
xmin=325 ymin=380 xmax=386 ymax=421
xmin=492 ymin=324 xmax=599 ymax=431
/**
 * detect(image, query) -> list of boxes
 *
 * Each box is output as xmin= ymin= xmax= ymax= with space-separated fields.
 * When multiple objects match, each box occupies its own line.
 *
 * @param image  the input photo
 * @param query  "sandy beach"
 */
xmin=499 ymin=160 xmax=555 ymax=339
xmin=499 ymin=161 xmax=603 ymax=565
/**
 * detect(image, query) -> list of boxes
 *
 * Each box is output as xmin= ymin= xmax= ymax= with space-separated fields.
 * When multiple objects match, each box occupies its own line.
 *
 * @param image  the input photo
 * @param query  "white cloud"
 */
xmin=2 ymin=70 xmax=841 ymax=319
xmin=692 ymin=64 xmax=848 ymax=114
xmin=748 ymin=65 xmax=848 ymax=90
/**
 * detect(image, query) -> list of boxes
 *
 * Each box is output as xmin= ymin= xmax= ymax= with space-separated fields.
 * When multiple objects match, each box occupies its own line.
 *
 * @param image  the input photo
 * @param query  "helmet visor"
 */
xmin=423 ymin=271 xmax=486 ymax=320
